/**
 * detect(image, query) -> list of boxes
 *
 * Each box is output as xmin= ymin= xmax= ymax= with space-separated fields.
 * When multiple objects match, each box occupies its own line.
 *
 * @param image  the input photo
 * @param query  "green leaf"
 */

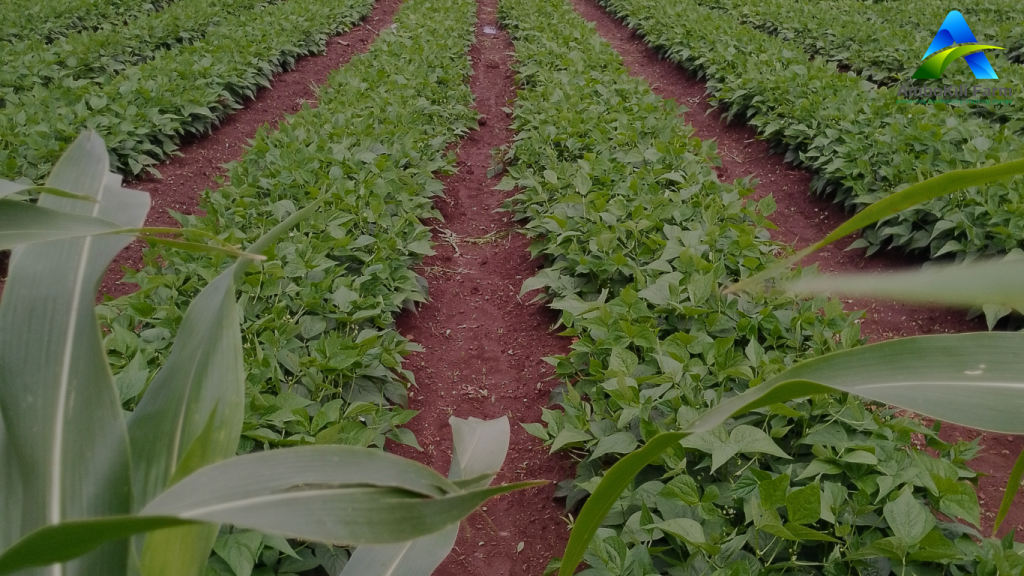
xmin=884 ymin=491 xmax=935 ymax=545
xmin=781 ymin=523 xmax=838 ymax=542
xmin=213 ymin=530 xmax=263 ymax=576
xmin=340 ymin=417 xmax=512 ymax=576
xmin=732 ymin=157 xmax=1024 ymax=292
xmin=938 ymin=482 xmax=981 ymax=528
xmin=0 ymin=517 xmax=198 ymax=574
xmin=340 ymin=416 xmax=511 ymax=576
xmin=787 ymin=259 xmax=1024 ymax=313
xmin=720 ymin=333 xmax=1024 ymax=434
xmin=647 ymin=518 xmax=708 ymax=548
xmin=129 ymin=263 xmax=246 ymax=575
xmin=994 ymin=448 xmax=1024 ymax=535
xmin=590 ymin=432 xmax=639 ymax=459
xmin=142 ymin=446 xmax=539 ymax=545
xmin=841 ymin=450 xmax=879 ymax=466
xmin=339 ymin=526 xmax=458 ymax=576
xmin=758 ymin=473 xmax=790 ymax=511
xmin=556 ymin=432 xmax=687 ymax=576
xmin=447 ymin=416 xmax=510 ymax=488
xmin=0 ymin=200 xmax=124 ymax=249
xmin=659 ymin=475 xmax=700 ymax=506
xmin=550 ymin=426 xmax=592 ymax=452
xmin=0 ymin=131 xmax=147 ymax=575
xmin=786 ymin=482 xmax=821 ymax=525
xmin=730 ymin=425 xmax=790 ymax=459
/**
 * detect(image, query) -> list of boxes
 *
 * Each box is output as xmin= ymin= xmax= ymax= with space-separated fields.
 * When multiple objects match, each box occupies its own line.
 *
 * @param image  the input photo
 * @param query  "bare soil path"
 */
xmin=569 ymin=0 xmax=1024 ymax=539
xmin=98 ymin=0 xmax=403 ymax=298
xmin=387 ymin=0 xmax=574 ymax=573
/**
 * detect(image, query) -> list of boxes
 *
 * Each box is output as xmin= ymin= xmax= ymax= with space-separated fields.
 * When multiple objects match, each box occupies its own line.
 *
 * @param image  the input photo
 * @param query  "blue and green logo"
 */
xmin=912 ymin=11 xmax=1002 ymax=80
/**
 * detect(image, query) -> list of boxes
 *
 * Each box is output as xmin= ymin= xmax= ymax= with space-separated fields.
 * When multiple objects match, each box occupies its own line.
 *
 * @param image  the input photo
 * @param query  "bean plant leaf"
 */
xmin=884 ymin=490 xmax=935 ymax=546
xmin=557 ymin=331 xmax=1024 ymax=575
xmin=0 ymin=131 xmax=149 ymax=576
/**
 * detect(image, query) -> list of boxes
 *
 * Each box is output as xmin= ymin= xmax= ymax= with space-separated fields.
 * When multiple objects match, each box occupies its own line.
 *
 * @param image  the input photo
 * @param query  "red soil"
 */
xmin=386 ymin=1 xmax=575 ymax=574
xmin=569 ymin=0 xmax=1023 ymax=539
xmin=98 ymin=0 xmax=403 ymax=299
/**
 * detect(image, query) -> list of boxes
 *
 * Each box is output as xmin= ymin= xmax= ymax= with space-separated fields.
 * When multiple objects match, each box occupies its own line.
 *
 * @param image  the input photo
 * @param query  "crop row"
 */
xmin=495 ymin=0 xmax=1010 ymax=573
xmin=696 ymin=0 xmax=1024 ymax=129
xmin=99 ymin=0 xmax=475 ymax=485
xmin=0 ymin=0 xmax=169 ymax=44
xmin=0 ymin=0 xmax=374 ymax=182
xmin=0 ymin=0 xmax=274 ymax=97
xmin=697 ymin=0 xmax=1024 ymax=86
xmin=594 ymin=0 xmax=1024 ymax=261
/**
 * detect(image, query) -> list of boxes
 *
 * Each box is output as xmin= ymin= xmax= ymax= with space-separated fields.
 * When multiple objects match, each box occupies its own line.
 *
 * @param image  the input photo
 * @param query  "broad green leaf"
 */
xmin=787 ymin=260 xmax=1024 ymax=312
xmin=0 ymin=179 xmax=28 ymax=198
xmin=0 ymin=200 xmax=254 ymax=257
xmin=647 ymin=518 xmax=706 ymax=547
xmin=142 ymin=446 xmax=540 ymax=544
xmin=659 ymin=476 xmax=700 ymax=506
xmin=884 ymin=491 xmax=935 ymax=545
xmin=338 ymin=526 xmax=458 ymax=576
xmin=786 ymin=482 xmax=821 ymax=525
xmin=135 ymin=192 xmax=326 ymax=576
xmin=0 ymin=517 xmax=198 ymax=575
xmin=0 ymin=193 xmax=122 ymax=251
xmin=129 ymin=264 xmax=245 ymax=576
xmin=212 ymin=530 xmax=262 ymax=576
xmin=550 ymin=426 xmax=593 ymax=452
xmin=731 ymin=157 xmax=1024 ymax=293
xmin=841 ymin=450 xmax=879 ymax=466
xmin=993 ymin=448 xmax=1024 ymax=534
xmin=557 ymin=432 xmax=688 ymax=576
xmin=781 ymin=523 xmax=839 ymax=542
xmin=590 ymin=432 xmax=639 ymax=459
xmin=730 ymin=425 xmax=790 ymax=459
xmin=447 ymin=416 xmax=510 ymax=488
xmin=938 ymin=483 xmax=981 ymax=528
xmin=341 ymin=416 xmax=512 ymax=576
xmin=127 ymin=267 xmax=246 ymax=492
xmin=0 ymin=132 xmax=148 ymax=576
xmin=758 ymin=473 xmax=790 ymax=510
xmin=718 ymin=333 xmax=1024 ymax=434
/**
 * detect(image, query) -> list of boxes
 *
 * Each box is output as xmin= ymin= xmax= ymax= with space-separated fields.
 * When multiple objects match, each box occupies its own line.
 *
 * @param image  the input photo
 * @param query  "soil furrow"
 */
xmin=386 ymin=0 xmax=573 ymax=573
xmin=97 ymin=0 xmax=403 ymax=299
xmin=570 ymin=0 xmax=1024 ymax=538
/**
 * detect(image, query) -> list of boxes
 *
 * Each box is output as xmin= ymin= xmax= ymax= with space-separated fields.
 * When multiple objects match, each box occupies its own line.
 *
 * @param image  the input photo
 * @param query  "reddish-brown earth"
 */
xmin=569 ymin=0 xmax=1024 ymax=538
xmin=98 ymin=0 xmax=403 ymax=299
xmin=387 ymin=1 xmax=574 ymax=574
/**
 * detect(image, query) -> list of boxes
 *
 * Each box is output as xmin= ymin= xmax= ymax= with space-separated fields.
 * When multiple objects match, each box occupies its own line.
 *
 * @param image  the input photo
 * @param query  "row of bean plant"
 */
xmin=0 ymin=0 xmax=274 ymax=96
xmin=0 ymin=0 xmax=374 ymax=181
xmin=99 ymin=4 xmax=476 ymax=556
xmin=698 ymin=0 xmax=1024 ymax=85
xmin=591 ymin=0 xmax=1024 ymax=264
xmin=695 ymin=0 xmax=1024 ymax=131
xmin=0 ymin=0 xmax=169 ymax=44
xmin=495 ymin=0 xmax=1018 ymax=573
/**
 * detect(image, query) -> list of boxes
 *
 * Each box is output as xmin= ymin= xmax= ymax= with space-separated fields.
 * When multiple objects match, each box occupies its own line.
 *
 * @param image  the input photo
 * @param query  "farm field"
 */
xmin=2 ymin=0 xmax=1024 ymax=574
